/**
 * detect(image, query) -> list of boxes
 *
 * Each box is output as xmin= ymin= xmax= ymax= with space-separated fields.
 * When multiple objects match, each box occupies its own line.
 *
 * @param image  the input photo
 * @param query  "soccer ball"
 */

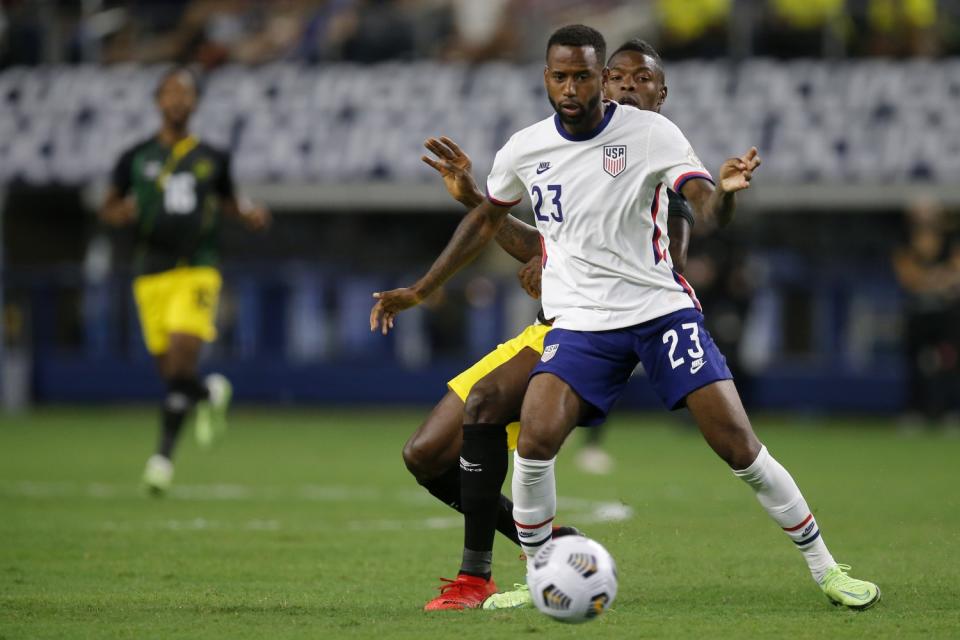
xmin=527 ymin=535 xmax=618 ymax=623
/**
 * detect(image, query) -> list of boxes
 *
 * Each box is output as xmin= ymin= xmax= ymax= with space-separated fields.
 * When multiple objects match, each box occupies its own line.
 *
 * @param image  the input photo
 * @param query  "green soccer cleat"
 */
xmin=195 ymin=373 xmax=232 ymax=449
xmin=482 ymin=583 xmax=533 ymax=610
xmin=820 ymin=564 xmax=881 ymax=610
xmin=142 ymin=454 xmax=173 ymax=495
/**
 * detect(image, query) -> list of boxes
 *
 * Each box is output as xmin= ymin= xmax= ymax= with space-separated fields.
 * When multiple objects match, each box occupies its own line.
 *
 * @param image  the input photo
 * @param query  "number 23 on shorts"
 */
xmin=662 ymin=322 xmax=704 ymax=370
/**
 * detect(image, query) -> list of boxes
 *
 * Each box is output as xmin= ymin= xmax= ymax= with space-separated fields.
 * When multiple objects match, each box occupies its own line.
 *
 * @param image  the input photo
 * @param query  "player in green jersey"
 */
xmin=100 ymin=67 xmax=270 ymax=494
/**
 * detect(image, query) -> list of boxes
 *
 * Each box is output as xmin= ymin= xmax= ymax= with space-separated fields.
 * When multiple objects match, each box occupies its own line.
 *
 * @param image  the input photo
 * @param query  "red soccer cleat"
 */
xmin=423 ymin=573 xmax=498 ymax=611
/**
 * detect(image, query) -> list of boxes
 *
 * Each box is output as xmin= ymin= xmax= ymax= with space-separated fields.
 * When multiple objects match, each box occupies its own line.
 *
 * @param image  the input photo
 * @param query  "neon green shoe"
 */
xmin=482 ymin=583 xmax=533 ymax=610
xmin=195 ymin=401 xmax=214 ymax=449
xmin=820 ymin=564 xmax=881 ymax=610
xmin=142 ymin=454 xmax=173 ymax=495
xmin=195 ymin=373 xmax=232 ymax=449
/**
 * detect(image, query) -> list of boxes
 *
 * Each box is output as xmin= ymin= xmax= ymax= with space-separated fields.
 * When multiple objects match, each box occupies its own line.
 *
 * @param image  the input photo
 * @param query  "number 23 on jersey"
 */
xmin=533 ymin=184 xmax=563 ymax=223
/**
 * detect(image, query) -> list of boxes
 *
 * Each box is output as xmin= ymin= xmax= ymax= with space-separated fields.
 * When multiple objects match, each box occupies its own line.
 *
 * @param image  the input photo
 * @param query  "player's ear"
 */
xmin=658 ymin=84 xmax=668 ymax=109
xmin=601 ymin=66 xmax=610 ymax=84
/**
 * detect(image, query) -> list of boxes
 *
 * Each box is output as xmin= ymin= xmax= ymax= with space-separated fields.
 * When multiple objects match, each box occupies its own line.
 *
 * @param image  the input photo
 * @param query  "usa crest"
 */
xmin=541 ymin=344 xmax=559 ymax=362
xmin=603 ymin=145 xmax=626 ymax=177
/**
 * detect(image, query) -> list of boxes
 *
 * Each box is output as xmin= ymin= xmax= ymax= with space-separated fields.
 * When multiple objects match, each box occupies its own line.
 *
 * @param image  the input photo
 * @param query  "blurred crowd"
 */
xmin=2 ymin=0 xmax=960 ymax=69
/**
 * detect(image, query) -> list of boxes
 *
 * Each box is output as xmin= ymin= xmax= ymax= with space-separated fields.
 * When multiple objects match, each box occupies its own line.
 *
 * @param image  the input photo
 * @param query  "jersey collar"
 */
xmin=553 ymin=101 xmax=617 ymax=142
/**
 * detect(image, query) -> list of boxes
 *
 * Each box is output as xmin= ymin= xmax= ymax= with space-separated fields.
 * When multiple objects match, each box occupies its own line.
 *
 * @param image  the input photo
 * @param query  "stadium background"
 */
xmin=2 ymin=0 xmax=958 ymax=413
xmin=2 ymin=1 xmax=960 ymax=638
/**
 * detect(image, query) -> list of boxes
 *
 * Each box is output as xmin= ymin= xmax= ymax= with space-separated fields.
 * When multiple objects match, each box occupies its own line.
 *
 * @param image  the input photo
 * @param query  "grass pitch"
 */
xmin=1 ymin=407 xmax=958 ymax=639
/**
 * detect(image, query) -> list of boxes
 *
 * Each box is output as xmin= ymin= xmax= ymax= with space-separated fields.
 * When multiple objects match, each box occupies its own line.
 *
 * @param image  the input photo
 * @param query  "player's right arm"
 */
xmin=422 ymin=136 xmax=540 ymax=264
xmin=99 ymin=147 xmax=137 ymax=226
xmin=370 ymin=199 xmax=511 ymax=334
xmin=372 ymin=135 xmax=524 ymax=334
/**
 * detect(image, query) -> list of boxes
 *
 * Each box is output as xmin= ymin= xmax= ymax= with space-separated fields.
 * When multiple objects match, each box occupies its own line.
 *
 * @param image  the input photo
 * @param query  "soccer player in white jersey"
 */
xmin=371 ymin=25 xmax=879 ymax=610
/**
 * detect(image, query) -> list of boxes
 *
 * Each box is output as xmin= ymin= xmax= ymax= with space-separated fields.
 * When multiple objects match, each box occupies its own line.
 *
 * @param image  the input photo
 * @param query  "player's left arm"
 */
xmin=517 ymin=255 xmax=542 ymax=299
xmin=217 ymin=150 xmax=271 ymax=231
xmin=666 ymin=189 xmax=694 ymax=273
xmin=100 ymin=147 xmax=138 ymax=226
xmin=680 ymin=147 xmax=761 ymax=227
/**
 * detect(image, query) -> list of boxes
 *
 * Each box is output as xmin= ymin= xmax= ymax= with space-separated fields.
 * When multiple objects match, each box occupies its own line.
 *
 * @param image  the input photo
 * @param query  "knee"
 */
xmin=163 ymin=349 xmax=199 ymax=381
xmin=717 ymin=428 xmax=762 ymax=470
xmin=726 ymin=443 xmax=762 ymax=470
xmin=402 ymin=436 xmax=440 ymax=482
xmin=464 ymin=379 xmax=509 ymax=424
xmin=515 ymin=429 xmax=559 ymax=461
xmin=163 ymin=359 xmax=194 ymax=382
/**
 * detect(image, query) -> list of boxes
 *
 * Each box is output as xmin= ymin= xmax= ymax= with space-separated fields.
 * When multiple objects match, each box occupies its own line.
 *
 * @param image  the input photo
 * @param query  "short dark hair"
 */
xmin=546 ymin=24 xmax=606 ymax=63
xmin=155 ymin=66 xmax=202 ymax=98
xmin=608 ymin=38 xmax=664 ymax=77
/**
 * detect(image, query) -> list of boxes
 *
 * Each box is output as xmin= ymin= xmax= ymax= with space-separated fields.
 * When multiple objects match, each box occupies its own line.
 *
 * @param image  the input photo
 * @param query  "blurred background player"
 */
xmin=392 ymin=36 xmax=697 ymax=610
xmin=99 ymin=67 xmax=270 ymax=494
xmin=892 ymin=198 xmax=960 ymax=432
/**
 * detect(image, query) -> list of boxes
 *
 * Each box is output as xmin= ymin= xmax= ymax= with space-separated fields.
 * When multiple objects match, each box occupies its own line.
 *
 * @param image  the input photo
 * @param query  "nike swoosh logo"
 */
xmin=839 ymin=589 xmax=871 ymax=600
xmin=536 ymin=167 xmax=550 ymax=174
xmin=690 ymin=361 xmax=705 ymax=374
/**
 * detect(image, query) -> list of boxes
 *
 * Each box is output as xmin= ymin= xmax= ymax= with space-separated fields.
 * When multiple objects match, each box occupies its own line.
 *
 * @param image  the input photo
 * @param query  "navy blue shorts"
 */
xmin=532 ymin=308 xmax=733 ymax=426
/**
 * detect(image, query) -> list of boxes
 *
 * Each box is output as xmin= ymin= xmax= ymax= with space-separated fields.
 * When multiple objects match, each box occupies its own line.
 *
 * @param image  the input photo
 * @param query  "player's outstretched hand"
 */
xmin=370 ymin=287 xmax=423 ymax=335
xmin=518 ymin=255 xmax=542 ymax=299
xmin=717 ymin=147 xmax=762 ymax=194
xmin=421 ymin=136 xmax=483 ymax=207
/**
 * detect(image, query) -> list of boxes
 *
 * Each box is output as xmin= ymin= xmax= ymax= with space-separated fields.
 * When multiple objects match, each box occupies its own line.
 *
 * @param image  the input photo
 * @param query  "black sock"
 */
xmin=496 ymin=494 xmax=520 ymax=546
xmin=420 ymin=463 xmax=520 ymax=546
xmin=157 ymin=377 xmax=207 ymax=459
xmin=459 ymin=423 xmax=509 ymax=579
xmin=419 ymin=464 xmax=462 ymax=512
xmin=158 ymin=387 xmax=190 ymax=460
xmin=460 ymin=548 xmax=492 ymax=579
xmin=180 ymin=376 xmax=210 ymax=402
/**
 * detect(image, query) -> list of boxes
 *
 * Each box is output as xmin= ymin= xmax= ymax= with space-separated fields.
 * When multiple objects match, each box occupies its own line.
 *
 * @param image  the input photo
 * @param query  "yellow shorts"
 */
xmin=132 ymin=266 xmax=221 ymax=355
xmin=447 ymin=323 xmax=551 ymax=451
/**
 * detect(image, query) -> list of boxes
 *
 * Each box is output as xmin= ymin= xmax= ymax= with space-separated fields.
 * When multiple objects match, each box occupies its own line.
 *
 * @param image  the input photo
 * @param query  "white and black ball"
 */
xmin=527 ymin=535 xmax=618 ymax=623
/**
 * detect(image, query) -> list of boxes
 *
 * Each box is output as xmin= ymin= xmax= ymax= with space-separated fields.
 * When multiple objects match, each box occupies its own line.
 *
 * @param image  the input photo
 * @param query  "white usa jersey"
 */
xmin=486 ymin=102 xmax=712 ymax=331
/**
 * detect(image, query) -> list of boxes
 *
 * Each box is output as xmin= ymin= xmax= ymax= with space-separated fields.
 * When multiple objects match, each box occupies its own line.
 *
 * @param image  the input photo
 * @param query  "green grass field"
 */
xmin=1 ymin=408 xmax=958 ymax=639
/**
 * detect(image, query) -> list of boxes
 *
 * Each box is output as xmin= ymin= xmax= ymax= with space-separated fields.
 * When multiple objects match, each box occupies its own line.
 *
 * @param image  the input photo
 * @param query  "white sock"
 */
xmin=733 ymin=445 xmax=836 ymax=583
xmin=512 ymin=451 xmax=556 ymax=569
